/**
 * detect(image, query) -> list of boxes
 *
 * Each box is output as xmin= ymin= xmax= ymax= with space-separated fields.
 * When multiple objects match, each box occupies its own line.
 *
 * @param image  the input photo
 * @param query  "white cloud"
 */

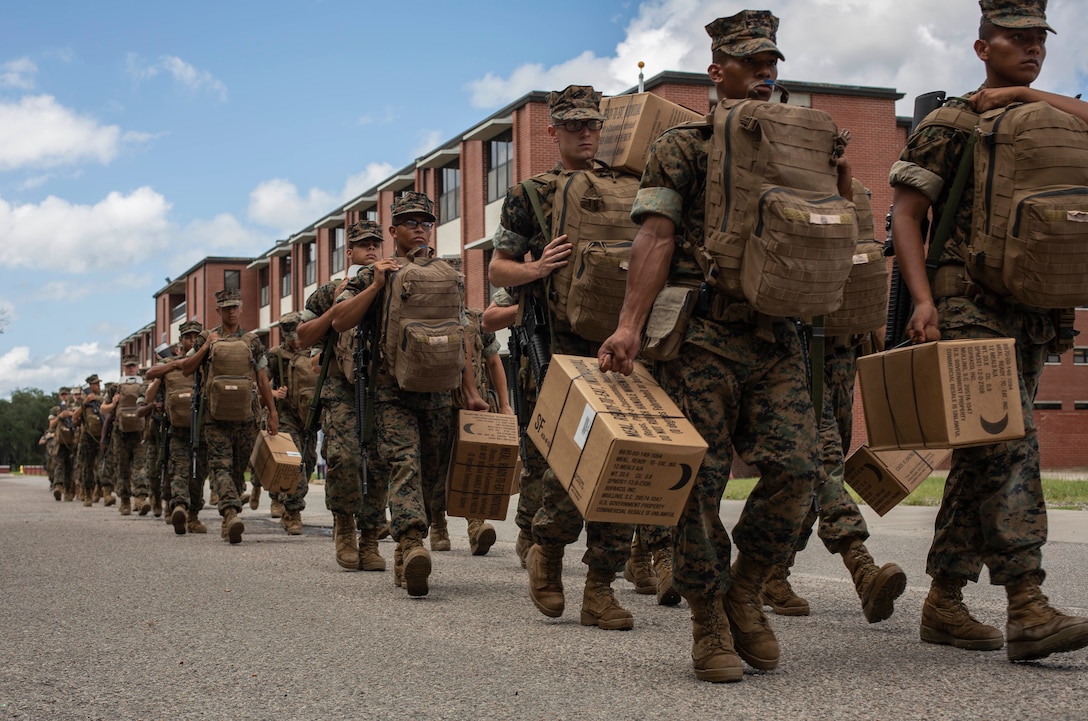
xmin=246 ymin=161 xmax=395 ymax=233
xmin=0 ymin=58 xmax=37 ymax=90
xmin=0 ymin=187 xmax=173 ymax=271
xmin=0 ymin=95 xmax=134 ymax=171
xmin=126 ymin=53 xmax=228 ymax=101
xmin=0 ymin=342 xmax=119 ymax=399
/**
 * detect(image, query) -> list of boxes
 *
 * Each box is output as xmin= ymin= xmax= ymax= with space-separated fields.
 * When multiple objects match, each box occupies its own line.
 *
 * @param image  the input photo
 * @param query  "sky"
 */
xmin=1 ymin=0 xmax=1085 ymax=399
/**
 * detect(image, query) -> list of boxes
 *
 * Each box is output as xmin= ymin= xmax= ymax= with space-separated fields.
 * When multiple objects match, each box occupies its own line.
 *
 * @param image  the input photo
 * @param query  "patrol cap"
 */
xmin=215 ymin=287 xmax=242 ymax=308
xmin=547 ymin=85 xmax=605 ymax=123
xmin=278 ymin=311 xmax=300 ymax=341
xmin=980 ymin=0 xmax=1055 ymax=33
xmin=86 ymin=374 xmax=100 ymax=385
xmin=179 ymin=319 xmax=203 ymax=336
xmin=347 ymin=220 xmax=383 ymax=246
xmin=59 ymin=387 xmax=71 ymax=394
xmin=390 ymin=191 xmax=436 ymax=222
xmin=121 ymin=354 xmax=139 ymax=366
xmin=706 ymin=10 xmax=785 ymax=60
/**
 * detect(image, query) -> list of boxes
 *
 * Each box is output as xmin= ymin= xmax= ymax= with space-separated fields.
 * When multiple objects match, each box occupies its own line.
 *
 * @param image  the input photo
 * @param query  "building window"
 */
xmin=330 ymin=228 xmax=345 ymax=274
xmin=304 ymin=242 xmax=317 ymax=286
xmin=1034 ymin=400 xmax=1062 ymax=411
xmin=259 ymin=267 xmax=270 ymax=307
xmin=280 ymin=256 xmax=292 ymax=298
xmin=170 ymin=301 xmax=187 ymax=323
xmin=487 ymin=131 xmax=513 ymax=203
xmin=439 ymin=163 xmax=461 ymax=222
xmin=1045 ymin=352 xmax=1062 ymax=364
xmin=1073 ymin=348 xmax=1088 ymax=365
xmin=366 ymin=209 xmax=378 ymax=222
xmin=224 ymin=269 xmax=241 ymax=291
xmin=1075 ymin=401 xmax=1088 ymax=410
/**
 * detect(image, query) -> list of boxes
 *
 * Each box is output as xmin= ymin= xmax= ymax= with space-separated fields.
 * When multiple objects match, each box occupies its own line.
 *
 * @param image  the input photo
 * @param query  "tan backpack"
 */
xmin=381 ymin=255 xmax=465 ymax=393
xmin=545 ymin=163 xmax=640 ymax=341
xmin=82 ymin=402 xmax=103 ymax=438
xmin=287 ymin=350 xmax=318 ymax=420
xmin=824 ymin=180 xmax=889 ymax=338
xmin=115 ymin=379 xmax=144 ymax=433
xmin=967 ymin=102 xmax=1088 ymax=308
xmin=204 ymin=334 xmax=257 ymax=422
xmin=701 ymin=97 xmax=857 ymax=316
xmin=163 ymin=366 xmax=193 ymax=428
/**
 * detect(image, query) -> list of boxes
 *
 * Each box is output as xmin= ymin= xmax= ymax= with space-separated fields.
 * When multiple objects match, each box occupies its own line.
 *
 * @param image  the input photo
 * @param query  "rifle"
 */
xmin=98 ymin=406 xmax=113 ymax=477
xmin=353 ymin=302 xmax=381 ymax=498
xmin=885 ymin=90 xmax=947 ymax=346
xmin=301 ymin=333 xmax=336 ymax=481
xmin=509 ymin=284 xmax=552 ymax=473
xmin=190 ymin=367 xmax=204 ymax=488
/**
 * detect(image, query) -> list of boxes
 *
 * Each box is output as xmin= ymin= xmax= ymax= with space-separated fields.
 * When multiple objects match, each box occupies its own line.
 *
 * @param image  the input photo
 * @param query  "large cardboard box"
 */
xmin=446 ymin=410 xmax=520 ymax=520
xmin=249 ymin=430 xmax=302 ymax=494
xmin=857 ymin=339 xmax=1024 ymax=450
xmin=597 ymin=93 xmax=703 ymax=176
xmin=527 ymin=355 xmax=707 ymax=525
xmin=844 ymin=445 xmax=951 ymax=516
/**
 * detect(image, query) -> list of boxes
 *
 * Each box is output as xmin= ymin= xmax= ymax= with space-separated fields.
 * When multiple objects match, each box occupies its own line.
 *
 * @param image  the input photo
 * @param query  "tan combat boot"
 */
xmin=186 ymin=511 xmax=207 ymax=534
xmin=152 ymin=498 xmax=164 ymax=518
xmin=221 ymin=508 xmax=244 ymax=544
xmin=377 ymin=520 xmax=390 ymax=540
xmin=270 ymin=498 xmax=284 ymax=519
xmin=688 ymin=593 xmax=743 ymax=683
xmin=430 ymin=516 xmax=451 ymax=552
xmin=763 ymin=555 xmax=810 ymax=617
xmin=1005 ymin=571 xmax=1088 ymax=662
xmin=623 ymin=535 xmax=657 ymax=595
xmin=358 ymin=528 xmax=386 ymax=572
xmin=93 ymin=485 xmax=103 ymax=504
xmin=580 ymin=568 xmax=634 ymax=630
xmin=208 ymin=489 xmax=219 ymax=506
xmin=651 ymin=544 xmax=681 ymax=607
xmin=119 ymin=497 xmax=132 ymax=516
xmin=135 ymin=495 xmax=151 ymax=516
xmin=515 ymin=529 xmax=533 ymax=569
xmin=401 ymin=531 xmax=432 ymax=597
xmin=102 ymin=487 xmax=116 ymax=506
xmin=467 ymin=518 xmax=496 ymax=556
xmin=171 ymin=505 xmax=188 ymax=535
xmin=248 ymin=484 xmax=261 ymax=511
xmin=723 ymin=554 xmax=780 ymax=671
xmin=840 ymin=539 xmax=906 ymax=623
xmin=919 ymin=576 xmax=1003 ymax=650
xmin=528 ymin=544 xmax=565 ymax=617
xmin=333 ymin=512 xmax=360 ymax=570
xmin=281 ymin=509 xmax=303 ymax=535
xmin=53 ymin=487 xmax=62 ymax=501
xmin=82 ymin=489 xmax=93 ymax=508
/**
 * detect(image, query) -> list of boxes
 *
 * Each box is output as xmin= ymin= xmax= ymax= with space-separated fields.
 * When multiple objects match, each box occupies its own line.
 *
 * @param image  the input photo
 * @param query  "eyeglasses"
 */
xmin=555 ymin=119 xmax=604 ymax=133
xmin=396 ymin=219 xmax=435 ymax=230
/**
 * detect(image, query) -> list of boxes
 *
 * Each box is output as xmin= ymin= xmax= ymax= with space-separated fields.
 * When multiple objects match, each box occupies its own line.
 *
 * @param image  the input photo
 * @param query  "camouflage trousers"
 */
xmin=204 ymin=419 xmax=258 ymax=514
xmin=635 ymin=524 xmax=674 ymax=550
xmin=320 ymin=396 xmax=389 ymax=531
xmin=271 ymin=413 xmax=314 ymax=512
xmin=795 ymin=344 xmax=869 ymax=555
xmin=375 ymin=394 xmax=452 ymax=541
xmin=166 ymin=426 xmax=207 ymax=512
xmin=513 ymin=380 xmax=543 ymax=536
xmin=656 ymin=321 xmax=819 ymax=599
xmin=54 ymin=443 xmax=76 ymax=496
xmin=114 ymin=430 xmax=149 ymax=500
xmin=76 ymin=436 xmax=101 ymax=493
xmin=928 ymin=295 xmax=1051 ymax=586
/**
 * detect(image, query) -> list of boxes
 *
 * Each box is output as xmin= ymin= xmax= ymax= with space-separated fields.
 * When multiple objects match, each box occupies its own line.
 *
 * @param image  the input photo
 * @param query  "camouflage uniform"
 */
xmin=265 ymin=342 xmax=314 ymax=513
xmin=75 ymin=381 xmax=106 ymax=499
xmin=494 ymin=163 xmax=635 ymax=575
xmin=634 ymin=124 xmax=819 ymax=598
xmin=301 ymin=280 xmax=388 ymax=532
xmin=107 ymin=377 xmax=152 ymax=505
xmin=51 ymin=402 xmax=77 ymax=499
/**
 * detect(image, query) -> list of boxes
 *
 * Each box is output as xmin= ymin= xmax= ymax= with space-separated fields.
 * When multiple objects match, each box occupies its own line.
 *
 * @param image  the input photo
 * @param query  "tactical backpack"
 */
xmin=381 ymin=254 xmax=465 ymax=393
xmin=115 ymin=379 xmax=144 ymax=433
xmin=542 ymin=162 xmax=640 ymax=342
xmin=700 ymin=97 xmax=858 ymax=316
xmin=824 ymin=179 xmax=889 ymax=339
xmin=163 ymin=366 xmax=193 ymax=428
xmin=82 ymin=403 xmax=103 ymax=439
xmin=204 ymin=334 xmax=257 ymax=422
xmin=287 ymin=350 xmax=318 ymax=420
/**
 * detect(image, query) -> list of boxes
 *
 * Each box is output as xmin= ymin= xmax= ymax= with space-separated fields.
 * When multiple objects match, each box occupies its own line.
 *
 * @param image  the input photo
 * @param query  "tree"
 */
xmin=0 ymin=388 xmax=57 ymax=467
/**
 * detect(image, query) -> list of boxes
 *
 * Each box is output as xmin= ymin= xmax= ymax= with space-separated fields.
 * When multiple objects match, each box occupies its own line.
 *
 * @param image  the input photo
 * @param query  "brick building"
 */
xmin=135 ymin=69 xmax=1087 ymax=469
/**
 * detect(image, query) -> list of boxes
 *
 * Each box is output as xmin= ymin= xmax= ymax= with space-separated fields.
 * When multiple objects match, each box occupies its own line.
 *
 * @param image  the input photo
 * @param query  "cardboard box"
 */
xmin=249 ymin=430 xmax=303 ymax=494
xmin=597 ymin=93 xmax=704 ymax=176
xmin=844 ymin=445 xmax=951 ymax=516
xmin=527 ymin=355 xmax=707 ymax=525
xmin=857 ymin=339 xmax=1025 ymax=450
xmin=445 ymin=410 xmax=520 ymax=520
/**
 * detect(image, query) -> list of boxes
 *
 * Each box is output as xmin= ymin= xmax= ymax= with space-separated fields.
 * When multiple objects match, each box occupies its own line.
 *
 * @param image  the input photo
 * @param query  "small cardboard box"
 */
xmin=527 ymin=355 xmax=707 ymax=525
xmin=844 ymin=445 xmax=951 ymax=516
xmin=857 ymin=339 xmax=1025 ymax=450
xmin=249 ymin=430 xmax=302 ymax=494
xmin=446 ymin=410 xmax=520 ymax=520
xmin=597 ymin=93 xmax=704 ymax=176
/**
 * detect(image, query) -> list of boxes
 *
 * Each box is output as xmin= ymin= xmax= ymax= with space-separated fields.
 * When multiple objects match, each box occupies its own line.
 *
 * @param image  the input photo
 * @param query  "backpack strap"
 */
xmin=925 ymin=126 xmax=978 ymax=288
xmin=520 ymin=178 xmax=550 ymax=236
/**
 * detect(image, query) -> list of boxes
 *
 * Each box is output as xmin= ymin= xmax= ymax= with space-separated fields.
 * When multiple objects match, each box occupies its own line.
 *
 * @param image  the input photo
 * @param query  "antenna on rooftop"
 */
xmin=638 ymin=61 xmax=645 ymax=93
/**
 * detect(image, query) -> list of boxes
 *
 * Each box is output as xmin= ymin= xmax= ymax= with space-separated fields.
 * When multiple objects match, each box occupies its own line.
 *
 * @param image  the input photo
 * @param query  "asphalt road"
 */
xmin=1 ymin=473 xmax=1085 ymax=721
